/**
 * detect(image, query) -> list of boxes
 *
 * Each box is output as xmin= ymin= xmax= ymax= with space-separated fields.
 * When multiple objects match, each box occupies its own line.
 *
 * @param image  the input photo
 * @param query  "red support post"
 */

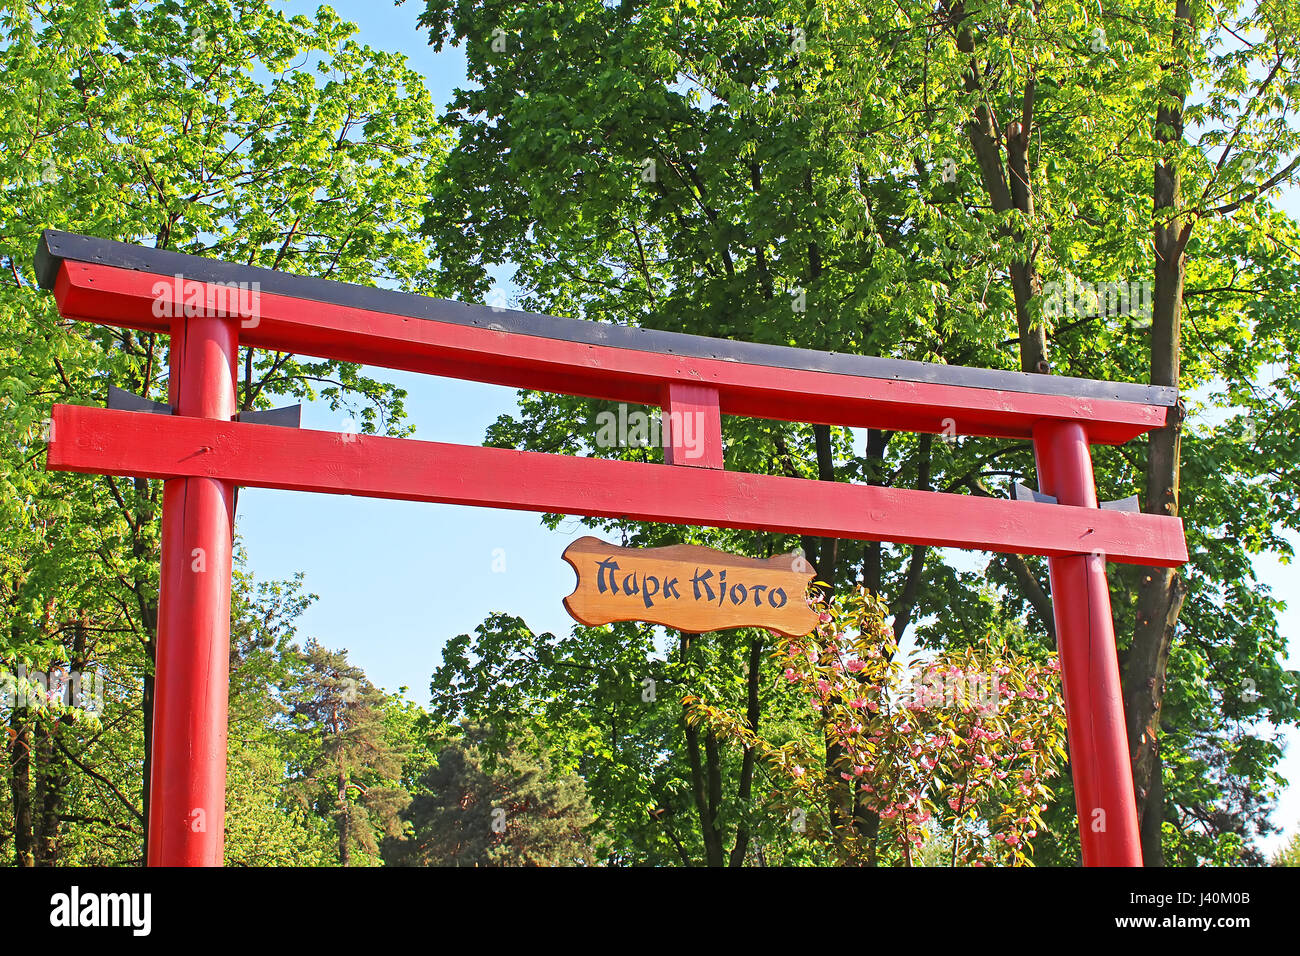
xmin=1033 ymin=420 xmax=1142 ymax=866
xmin=147 ymin=313 xmax=239 ymax=866
xmin=662 ymin=383 xmax=723 ymax=469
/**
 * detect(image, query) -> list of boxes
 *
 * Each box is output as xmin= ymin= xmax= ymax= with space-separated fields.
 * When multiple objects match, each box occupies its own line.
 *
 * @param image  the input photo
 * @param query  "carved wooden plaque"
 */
xmin=562 ymin=536 xmax=818 ymax=637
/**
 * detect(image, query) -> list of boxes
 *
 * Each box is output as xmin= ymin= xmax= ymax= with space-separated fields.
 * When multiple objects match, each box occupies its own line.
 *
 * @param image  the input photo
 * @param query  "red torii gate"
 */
xmin=35 ymin=229 xmax=1186 ymax=867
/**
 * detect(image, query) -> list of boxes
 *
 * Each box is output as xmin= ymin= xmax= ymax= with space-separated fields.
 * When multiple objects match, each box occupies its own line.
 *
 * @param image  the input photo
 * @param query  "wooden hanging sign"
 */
xmin=561 ymin=536 xmax=818 ymax=636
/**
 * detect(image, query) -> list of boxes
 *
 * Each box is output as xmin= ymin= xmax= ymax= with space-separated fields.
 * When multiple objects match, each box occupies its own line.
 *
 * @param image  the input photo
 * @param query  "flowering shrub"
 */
xmin=684 ymin=587 xmax=1067 ymax=865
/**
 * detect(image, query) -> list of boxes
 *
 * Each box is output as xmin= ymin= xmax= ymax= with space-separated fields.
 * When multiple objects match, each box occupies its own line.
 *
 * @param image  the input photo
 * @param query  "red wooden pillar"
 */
xmin=148 ymin=313 xmax=238 ymax=866
xmin=1033 ymin=420 xmax=1142 ymax=866
xmin=661 ymin=383 xmax=723 ymax=469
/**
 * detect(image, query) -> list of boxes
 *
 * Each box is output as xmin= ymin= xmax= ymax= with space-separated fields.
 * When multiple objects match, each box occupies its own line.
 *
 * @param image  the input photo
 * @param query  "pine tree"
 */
xmin=385 ymin=727 xmax=598 ymax=867
xmin=1273 ymin=827 xmax=1300 ymax=867
xmin=286 ymin=643 xmax=409 ymax=866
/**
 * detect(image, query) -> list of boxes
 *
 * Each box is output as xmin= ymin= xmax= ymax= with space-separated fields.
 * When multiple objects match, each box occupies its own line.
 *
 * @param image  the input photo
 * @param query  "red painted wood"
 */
xmin=149 ymin=315 xmax=238 ymax=867
xmin=52 ymin=262 xmax=1169 ymax=444
xmin=47 ymin=404 xmax=1188 ymax=566
xmin=1034 ymin=421 xmax=1143 ymax=866
xmin=662 ymin=383 xmax=723 ymax=468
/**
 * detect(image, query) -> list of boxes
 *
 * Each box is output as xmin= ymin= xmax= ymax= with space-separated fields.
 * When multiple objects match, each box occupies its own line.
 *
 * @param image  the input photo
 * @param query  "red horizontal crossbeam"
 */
xmin=52 ymin=262 xmax=1168 ymax=444
xmin=46 ymin=404 xmax=1188 ymax=566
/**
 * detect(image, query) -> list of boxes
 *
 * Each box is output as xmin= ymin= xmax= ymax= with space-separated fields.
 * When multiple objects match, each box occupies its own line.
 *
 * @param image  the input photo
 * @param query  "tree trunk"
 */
xmin=141 ymin=665 xmax=153 ymax=863
xmin=727 ymin=636 xmax=764 ymax=866
xmin=948 ymin=4 xmax=1049 ymax=374
xmin=10 ymin=708 xmax=34 ymax=867
xmin=683 ymin=717 xmax=725 ymax=866
xmin=1122 ymin=0 xmax=1195 ymax=868
xmin=36 ymin=620 xmax=90 ymax=865
xmin=34 ymin=717 xmax=65 ymax=865
xmin=679 ymin=631 xmax=725 ymax=866
xmin=337 ymin=754 xmax=350 ymax=866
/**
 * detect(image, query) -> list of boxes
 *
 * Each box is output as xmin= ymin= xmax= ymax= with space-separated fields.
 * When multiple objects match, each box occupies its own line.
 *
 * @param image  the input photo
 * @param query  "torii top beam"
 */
xmin=35 ymin=230 xmax=1174 ymax=445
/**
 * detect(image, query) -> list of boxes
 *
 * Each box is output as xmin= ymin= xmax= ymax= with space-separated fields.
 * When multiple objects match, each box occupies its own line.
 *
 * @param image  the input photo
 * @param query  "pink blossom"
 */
xmin=784 ymin=668 xmax=798 ymax=681
xmin=847 ymin=659 xmax=867 ymax=673
xmin=792 ymin=765 xmax=805 ymax=778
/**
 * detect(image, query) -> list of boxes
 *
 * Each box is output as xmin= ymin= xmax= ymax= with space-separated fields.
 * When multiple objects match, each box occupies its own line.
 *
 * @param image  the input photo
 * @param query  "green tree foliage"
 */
xmin=223 ymin=564 xmax=334 ymax=866
xmin=224 ymin=738 xmax=334 ymax=867
xmin=1273 ymin=826 xmax=1300 ymax=866
xmin=430 ymin=612 xmax=825 ymax=865
xmin=414 ymin=0 xmax=1300 ymax=865
xmin=1 ymin=0 xmax=446 ymax=863
xmin=384 ymin=727 xmax=598 ymax=866
xmin=286 ymin=642 xmax=410 ymax=867
xmin=685 ymin=589 xmax=1068 ymax=866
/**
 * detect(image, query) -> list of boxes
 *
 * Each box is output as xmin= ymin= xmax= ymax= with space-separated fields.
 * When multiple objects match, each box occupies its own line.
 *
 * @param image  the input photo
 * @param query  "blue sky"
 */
xmin=241 ymin=0 xmax=1298 ymax=853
